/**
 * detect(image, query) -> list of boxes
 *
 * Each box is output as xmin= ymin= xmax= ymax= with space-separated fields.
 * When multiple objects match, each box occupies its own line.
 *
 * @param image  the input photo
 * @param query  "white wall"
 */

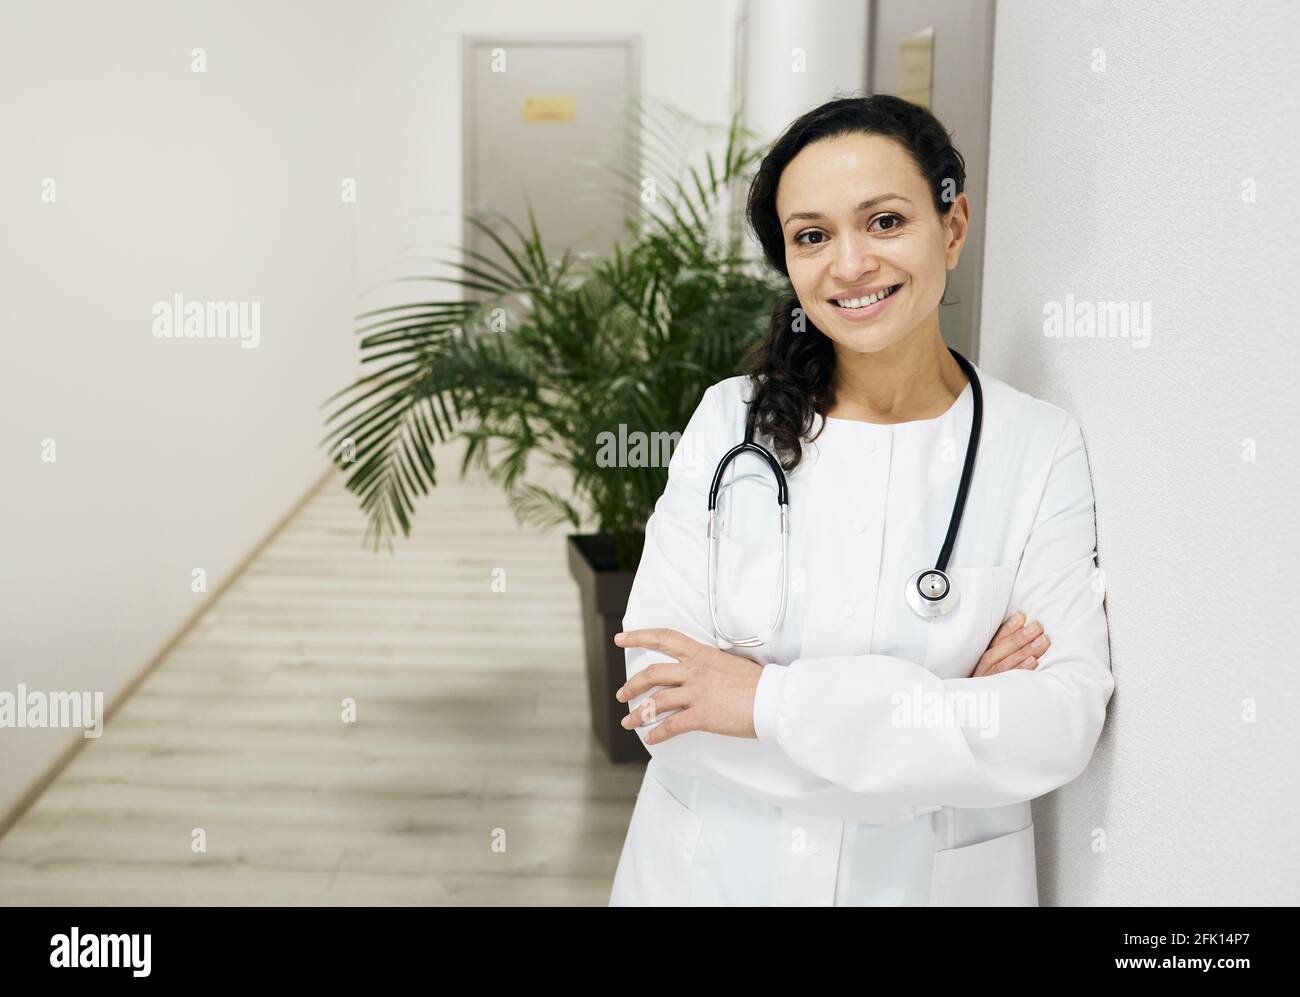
xmin=0 ymin=0 xmax=358 ymax=820
xmin=980 ymin=0 xmax=1300 ymax=904
xmin=741 ymin=0 xmax=868 ymax=146
xmin=0 ymin=0 xmax=734 ymax=822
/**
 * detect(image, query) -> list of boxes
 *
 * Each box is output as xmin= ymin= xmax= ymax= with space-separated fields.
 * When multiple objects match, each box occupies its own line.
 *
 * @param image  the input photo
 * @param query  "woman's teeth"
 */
xmin=834 ymin=285 xmax=898 ymax=308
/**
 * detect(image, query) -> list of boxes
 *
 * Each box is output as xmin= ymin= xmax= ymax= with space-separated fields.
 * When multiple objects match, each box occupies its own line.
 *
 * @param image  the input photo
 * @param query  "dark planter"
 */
xmin=567 ymin=533 xmax=646 ymax=763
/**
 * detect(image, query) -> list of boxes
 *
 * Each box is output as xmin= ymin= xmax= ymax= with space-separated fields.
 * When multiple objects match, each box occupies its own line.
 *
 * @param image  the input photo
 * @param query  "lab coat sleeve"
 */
xmin=752 ymin=413 xmax=1115 ymax=810
xmin=621 ymin=382 xmax=876 ymax=810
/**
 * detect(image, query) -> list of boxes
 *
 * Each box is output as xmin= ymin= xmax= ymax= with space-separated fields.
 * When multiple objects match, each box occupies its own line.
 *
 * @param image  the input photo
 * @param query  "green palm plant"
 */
xmin=319 ymin=100 xmax=783 ymax=572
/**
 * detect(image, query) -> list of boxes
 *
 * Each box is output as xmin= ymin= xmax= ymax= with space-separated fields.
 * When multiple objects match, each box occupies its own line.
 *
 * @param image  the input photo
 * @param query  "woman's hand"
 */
xmin=972 ymin=611 xmax=1050 ymax=677
xmin=612 ymin=628 xmax=763 ymax=744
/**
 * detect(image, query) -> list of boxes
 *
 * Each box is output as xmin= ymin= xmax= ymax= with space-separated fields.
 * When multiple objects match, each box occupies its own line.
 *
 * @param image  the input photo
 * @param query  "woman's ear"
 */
xmin=943 ymin=192 xmax=971 ymax=269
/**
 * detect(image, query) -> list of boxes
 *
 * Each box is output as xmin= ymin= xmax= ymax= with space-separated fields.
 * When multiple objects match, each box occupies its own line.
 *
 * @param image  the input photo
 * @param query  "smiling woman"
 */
xmin=749 ymin=96 xmax=974 ymax=436
xmin=608 ymin=94 xmax=1115 ymax=907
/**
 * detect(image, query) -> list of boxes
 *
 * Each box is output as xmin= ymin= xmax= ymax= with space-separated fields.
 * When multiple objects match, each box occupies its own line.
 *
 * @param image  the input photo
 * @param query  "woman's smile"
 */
xmin=827 ymin=281 xmax=903 ymax=322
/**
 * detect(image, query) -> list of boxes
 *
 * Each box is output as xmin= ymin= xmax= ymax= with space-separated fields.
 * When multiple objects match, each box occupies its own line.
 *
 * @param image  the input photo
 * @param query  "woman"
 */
xmin=608 ymin=94 xmax=1114 ymax=906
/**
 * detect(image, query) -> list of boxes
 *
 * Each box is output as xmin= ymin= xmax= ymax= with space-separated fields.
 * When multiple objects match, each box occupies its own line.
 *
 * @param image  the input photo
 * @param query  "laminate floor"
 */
xmin=0 ymin=440 xmax=645 ymax=905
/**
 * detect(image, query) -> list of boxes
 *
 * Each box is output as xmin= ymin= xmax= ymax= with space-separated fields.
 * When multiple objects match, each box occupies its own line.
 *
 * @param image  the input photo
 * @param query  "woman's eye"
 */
xmin=794 ymin=214 xmax=904 ymax=246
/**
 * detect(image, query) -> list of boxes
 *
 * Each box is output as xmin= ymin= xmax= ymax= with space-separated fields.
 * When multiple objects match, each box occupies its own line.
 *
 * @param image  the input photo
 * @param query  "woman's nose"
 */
xmin=829 ymin=234 xmax=881 ymax=278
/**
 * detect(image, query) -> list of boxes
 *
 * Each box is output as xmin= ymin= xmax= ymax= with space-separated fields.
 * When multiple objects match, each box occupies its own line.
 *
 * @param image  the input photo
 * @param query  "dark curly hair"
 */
xmin=740 ymin=92 xmax=967 ymax=472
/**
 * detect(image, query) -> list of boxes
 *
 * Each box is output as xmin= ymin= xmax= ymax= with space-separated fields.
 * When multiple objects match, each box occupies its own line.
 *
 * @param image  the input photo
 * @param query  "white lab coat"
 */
xmin=608 ymin=364 xmax=1114 ymax=906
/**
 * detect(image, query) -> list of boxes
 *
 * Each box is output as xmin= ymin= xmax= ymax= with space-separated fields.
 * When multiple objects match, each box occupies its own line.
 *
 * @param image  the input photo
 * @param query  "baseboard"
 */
xmin=0 ymin=462 xmax=339 ymax=841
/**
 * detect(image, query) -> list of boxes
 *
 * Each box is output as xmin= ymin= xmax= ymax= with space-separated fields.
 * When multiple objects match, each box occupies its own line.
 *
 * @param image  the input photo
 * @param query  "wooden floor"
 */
xmin=0 ymin=441 xmax=646 ymax=905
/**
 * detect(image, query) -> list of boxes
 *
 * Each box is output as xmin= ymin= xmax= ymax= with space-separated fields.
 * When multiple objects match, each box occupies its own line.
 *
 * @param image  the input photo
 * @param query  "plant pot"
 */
xmin=567 ymin=533 xmax=646 ymax=763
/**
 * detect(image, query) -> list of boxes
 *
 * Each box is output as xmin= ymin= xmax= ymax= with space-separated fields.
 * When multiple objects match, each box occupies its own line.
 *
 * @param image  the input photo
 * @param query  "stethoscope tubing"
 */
xmin=706 ymin=347 xmax=982 ymax=646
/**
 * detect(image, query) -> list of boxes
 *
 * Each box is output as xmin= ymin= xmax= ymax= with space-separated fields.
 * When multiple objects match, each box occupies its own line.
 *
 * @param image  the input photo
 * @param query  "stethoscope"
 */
xmin=706 ymin=347 xmax=983 ymax=647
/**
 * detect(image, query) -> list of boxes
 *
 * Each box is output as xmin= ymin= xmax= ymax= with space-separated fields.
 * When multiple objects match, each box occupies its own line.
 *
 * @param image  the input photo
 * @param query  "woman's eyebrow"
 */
xmin=783 ymin=193 xmax=914 ymax=228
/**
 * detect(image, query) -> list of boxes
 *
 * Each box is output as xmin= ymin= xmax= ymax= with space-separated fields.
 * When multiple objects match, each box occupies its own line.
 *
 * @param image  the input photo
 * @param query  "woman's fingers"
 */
xmin=1006 ymin=628 xmax=1049 ymax=672
xmin=969 ymin=614 xmax=1021 ymax=678
xmin=621 ymin=687 xmax=689 ymax=727
xmin=616 ymin=660 xmax=688 ymax=702
xmin=992 ymin=611 xmax=1025 ymax=644
xmin=994 ymin=632 xmax=1047 ymax=673
xmin=973 ymin=616 xmax=1050 ymax=676
xmin=988 ymin=619 xmax=1045 ymax=666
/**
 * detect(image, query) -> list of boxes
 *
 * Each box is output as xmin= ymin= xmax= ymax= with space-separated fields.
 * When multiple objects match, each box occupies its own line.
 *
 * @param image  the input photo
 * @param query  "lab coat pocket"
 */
xmin=928 ymin=822 xmax=1039 ymax=906
xmin=988 ymin=560 xmax=1021 ymax=636
xmin=613 ymin=767 xmax=704 ymax=906
xmin=712 ymin=534 xmax=785 ymax=645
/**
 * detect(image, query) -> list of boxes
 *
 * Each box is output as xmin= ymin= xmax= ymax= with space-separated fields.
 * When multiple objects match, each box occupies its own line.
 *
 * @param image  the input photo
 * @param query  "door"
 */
xmin=462 ymin=35 xmax=641 ymax=299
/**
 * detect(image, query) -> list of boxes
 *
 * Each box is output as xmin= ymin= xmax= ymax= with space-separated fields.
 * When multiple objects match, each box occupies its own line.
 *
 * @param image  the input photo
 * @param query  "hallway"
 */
xmin=0 ymin=447 xmax=643 ymax=905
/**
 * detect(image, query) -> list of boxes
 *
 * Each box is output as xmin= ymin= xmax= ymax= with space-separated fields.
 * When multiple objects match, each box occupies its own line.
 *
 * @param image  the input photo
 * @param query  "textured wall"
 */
xmin=980 ymin=0 xmax=1299 ymax=904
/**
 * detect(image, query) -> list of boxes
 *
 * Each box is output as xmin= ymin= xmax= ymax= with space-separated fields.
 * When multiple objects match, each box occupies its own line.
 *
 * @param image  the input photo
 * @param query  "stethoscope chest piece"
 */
xmin=905 ymin=567 xmax=960 ymax=618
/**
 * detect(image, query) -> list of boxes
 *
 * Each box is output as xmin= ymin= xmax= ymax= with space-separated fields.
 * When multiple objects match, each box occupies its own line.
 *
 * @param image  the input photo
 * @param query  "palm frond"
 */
xmin=322 ymin=96 xmax=782 ymax=566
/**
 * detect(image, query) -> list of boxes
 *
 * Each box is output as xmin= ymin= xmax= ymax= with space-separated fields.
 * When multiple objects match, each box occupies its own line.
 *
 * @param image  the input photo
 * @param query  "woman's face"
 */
xmin=774 ymin=131 xmax=968 ymax=355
